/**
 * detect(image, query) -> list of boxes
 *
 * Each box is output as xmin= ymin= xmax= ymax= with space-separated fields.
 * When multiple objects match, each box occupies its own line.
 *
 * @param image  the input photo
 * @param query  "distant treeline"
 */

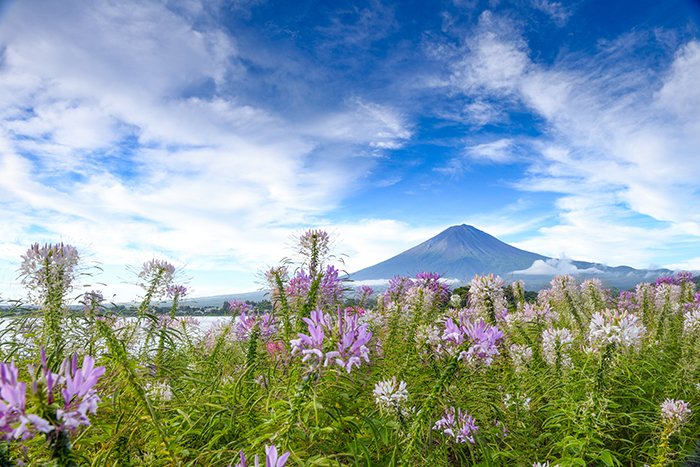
xmin=2 ymin=275 xmax=698 ymax=316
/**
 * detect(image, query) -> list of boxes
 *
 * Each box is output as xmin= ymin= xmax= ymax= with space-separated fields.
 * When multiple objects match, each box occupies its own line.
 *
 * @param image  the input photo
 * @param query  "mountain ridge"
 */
xmin=350 ymin=224 xmax=672 ymax=289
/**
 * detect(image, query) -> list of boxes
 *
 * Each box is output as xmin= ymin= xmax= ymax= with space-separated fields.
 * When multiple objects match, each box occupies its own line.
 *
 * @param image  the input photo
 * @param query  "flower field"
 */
xmin=1 ymin=231 xmax=699 ymax=466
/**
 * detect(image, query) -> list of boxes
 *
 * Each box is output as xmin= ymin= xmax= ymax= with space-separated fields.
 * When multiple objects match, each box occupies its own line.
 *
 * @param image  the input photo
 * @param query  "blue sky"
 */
xmin=1 ymin=0 xmax=699 ymax=301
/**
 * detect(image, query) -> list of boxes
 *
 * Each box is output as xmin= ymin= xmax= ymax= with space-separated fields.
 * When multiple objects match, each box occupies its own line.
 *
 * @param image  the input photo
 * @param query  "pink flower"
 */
xmin=661 ymin=399 xmax=691 ymax=429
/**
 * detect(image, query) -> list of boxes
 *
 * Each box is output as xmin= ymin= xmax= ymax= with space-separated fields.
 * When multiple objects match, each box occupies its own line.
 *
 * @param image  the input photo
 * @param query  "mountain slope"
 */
xmin=350 ymin=224 xmax=672 ymax=289
xmin=351 ymin=224 xmax=547 ymax=280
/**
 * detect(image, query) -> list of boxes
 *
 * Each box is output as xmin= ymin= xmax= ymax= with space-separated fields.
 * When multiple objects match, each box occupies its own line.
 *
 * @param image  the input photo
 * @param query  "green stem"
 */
xmin=402 ymin=355 xmax=461 ymax=464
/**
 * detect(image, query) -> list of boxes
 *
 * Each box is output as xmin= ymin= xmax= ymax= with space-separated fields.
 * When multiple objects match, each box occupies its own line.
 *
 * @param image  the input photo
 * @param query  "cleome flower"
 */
xmin=441 ymin=316 xmax=504 ymax=367
xmin=413 ymin=272 xmax=451 ymax=307
xmin=506 ymin=302 xmax=553 ymax=326
xmin=355 ymin=285 xmax=374 ymax=308
xmin=433 ymin=406 xmax=479 ymax=444
xmin=235 ymin=312 xmax=278 ymax=342
xmin=1 ymin=351 xmax=105 ymax=441
xmin=509 ymin=344 xmax=533 ymax=372
xmin=468 ymin=274 xmax=508 ymax=322
xmin=57 ymin=354 xmax=106 ymax=431
xmin=19 ymin=243 xmax=80 ymax=304
xmin=290 ymin=309 xmax=372 ymax=374
xmin=683 ymin=294 xmax=700 ymax=334
xmin=234 ymin=444 xmax=291 ymax=467
xmin=373 ymin=376 xmax=409 ymax=414
xmin=1 ymin=362 xmax=42 ymax=440
xmin=383 ymin=275 xmax=415 ymax=307
xmin=166 ymin=284 xmax=188 ymax=299
xmin=541 ymin=328 xmax=575 ymax=368
xmin=587 ymin=309 xmax=646 ymax=353
xmin=660 ymin=398 xmax=691 ymax=431
xmin=138 ymin=259 xmax=176 ymax=298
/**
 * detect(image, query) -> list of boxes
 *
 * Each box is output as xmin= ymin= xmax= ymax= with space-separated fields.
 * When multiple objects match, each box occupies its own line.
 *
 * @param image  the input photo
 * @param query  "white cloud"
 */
xmin=434 ymin=13 xmax=700 ymax=270
xmin=0 ymin=0 xmax=414 ymax=301
xmin=665 ymin=257 xmax=700 ymax=272
xmin=467 ymin=138 xmax=515 ymax=163
xmin=512 ymin=257 xmax=603 ymax=275
xmin=305 ymin=99 xmax=412 ymax=149
xmin=531 ymin=0 xmax=572 ymax=27
xmin=450 ymin=11 xmax=530 ymax=96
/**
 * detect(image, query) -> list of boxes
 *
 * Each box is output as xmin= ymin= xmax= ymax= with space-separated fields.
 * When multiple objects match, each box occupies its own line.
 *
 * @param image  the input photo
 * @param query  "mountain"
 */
xmin=350 ymin=224 xmax=672 ymax=289
xmin=351 ymin=224 xmax=547 ymax=281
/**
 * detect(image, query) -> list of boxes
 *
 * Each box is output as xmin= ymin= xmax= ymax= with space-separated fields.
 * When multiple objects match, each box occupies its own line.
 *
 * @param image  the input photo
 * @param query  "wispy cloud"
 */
xmin=0 ymin=0 xmax=414 ymax=300
xmin=531 ymin=0 xmax=572 ymax=27
xmin=467 ymin=138 xmax=516 ymax=163
xmin=0 ymin=1 xmax=698 ymax=301
xmin=429 ymin=10 xmax=700 ymax=268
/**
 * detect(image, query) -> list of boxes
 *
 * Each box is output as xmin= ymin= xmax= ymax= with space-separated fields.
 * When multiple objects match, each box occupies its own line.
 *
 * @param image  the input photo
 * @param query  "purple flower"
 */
xmin=506 ymin=302 xmax=553 ymax=326
xmin=461 ymin=319 xmax=505 ymax=366
xmin=235 ymin=312 xmax=278 ymax=341
xmin=3 ymin=352 xmax=104 ymax=440
xmin=319 ymin=265 xmax=344 ymax=307
xmin=158 ymin=315 xmax=200 ymax=331
xmin=286 ymin=269 xmax=312 ymax=302
xmin=290 ymin=310 xmax=329 ymax=370
xmin=415 ymin=272 xmax=451 ymax=303
xmin=265 ymin=445 xmax=291 ymax=467
xmin=80 ymin=290 xmax=105 ymax=312
xmin=166 ymin=284 xmax=188 ymax=299
xmin=384 ymin=276 xmax=414 ymax=304
xmin=657 ymin=272 xmax=695 ymax=286
xmin=325 ymin=310 xmax=372 ymax=373
xmin=138 ymin=259 xmax=176 ymax=298
xmin=290 ymin=309 xmax=372 ymax=373
xmin=617 ymin=291 xmax=638 ymax=313
xmin=140 ymin=259 xmax=175 ymax=279
xmin=37 ymin=348 xmax=60 ymax=405
xmin=433 ymin=406 xmax=479 ymax=444
xmin=58 ymin=354 xmax=105 ymax=431
xmin=19 ymin=243 xmax=80 ymax=303
xmin=355 ymin=285 xmax=374 ymax=307
xmin=0 ymin=362 xmax=27 ymax=440
xmin=229 ymin=300 xmax=253 ymax=316
xmin=661 ymin=399 xmax=691 ymax=429
xmin=235 ymin=445 xmax=291 ymax=467
xmin=441 ymin=316 xmax=504 ymax=366
xmin=1 ymin=361 xmax=54 ymax=441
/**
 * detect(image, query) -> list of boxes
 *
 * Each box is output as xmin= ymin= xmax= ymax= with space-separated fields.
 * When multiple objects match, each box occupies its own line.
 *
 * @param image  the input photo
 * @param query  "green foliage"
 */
xmin=2 ymin=242 xmax=700 ymax=466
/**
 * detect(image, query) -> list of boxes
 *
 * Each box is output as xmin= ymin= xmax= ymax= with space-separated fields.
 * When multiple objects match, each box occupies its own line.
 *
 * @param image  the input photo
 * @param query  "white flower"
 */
xmin=542 ymin=328 xmax=574 ymax=368
xmin=144 ymin=381 xmax=173 ymax=401
xmin=415 ymin=324 xmax=442 ymax=357
xmin=509 ymin=344 xmax=533 ymax=372
xmin=504 ymin=392 xmax=531 ymax=411
xmin=684 ymin=306 xmax=700 ymax=334
xmin=588 ymin=309 xmax=645 ymax=352
xmin=373 ymin=376 xmax=409 ymax=413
